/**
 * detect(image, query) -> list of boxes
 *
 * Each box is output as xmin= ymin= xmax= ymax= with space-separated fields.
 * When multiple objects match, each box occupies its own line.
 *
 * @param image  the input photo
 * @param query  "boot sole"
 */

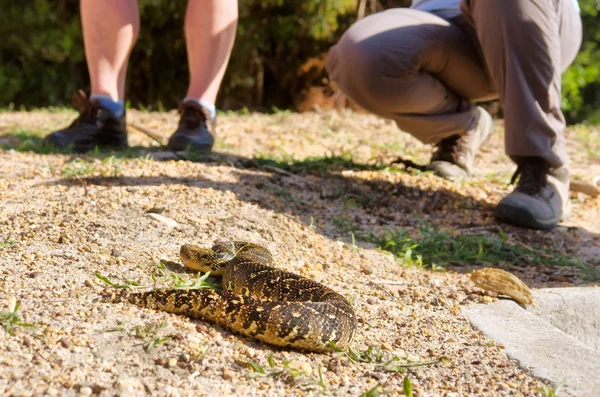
xmin=494 ymin=203 xmax=560 ymax=230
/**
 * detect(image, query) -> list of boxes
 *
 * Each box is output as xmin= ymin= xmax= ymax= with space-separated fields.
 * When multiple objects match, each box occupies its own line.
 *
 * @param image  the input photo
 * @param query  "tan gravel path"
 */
xmin=0 ymin=109 xmax=598 ymax=396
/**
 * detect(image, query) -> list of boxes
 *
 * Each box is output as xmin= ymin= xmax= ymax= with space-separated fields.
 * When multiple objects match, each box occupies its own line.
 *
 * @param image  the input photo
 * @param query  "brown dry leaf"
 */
xmin=470 ymin=268 xmax=536 ymax=306
xmin=570 ymin=180 xmax=599 ymax=197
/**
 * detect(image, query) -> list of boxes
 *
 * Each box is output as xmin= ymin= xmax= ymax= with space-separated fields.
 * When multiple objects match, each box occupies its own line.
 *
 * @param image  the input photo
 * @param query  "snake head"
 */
xmin=180 ymin=244 xmax=233 ymax=275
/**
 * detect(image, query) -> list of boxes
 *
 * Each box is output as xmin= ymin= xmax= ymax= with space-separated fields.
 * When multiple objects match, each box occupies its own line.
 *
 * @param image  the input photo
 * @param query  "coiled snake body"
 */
xmin=108 ymin=241 xmax=357 ymax=352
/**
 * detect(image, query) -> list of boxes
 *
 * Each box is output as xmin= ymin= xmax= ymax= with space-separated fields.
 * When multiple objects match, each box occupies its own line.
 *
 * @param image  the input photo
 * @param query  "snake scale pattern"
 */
xmin=108 ymin=241 xmax=357 ymax=352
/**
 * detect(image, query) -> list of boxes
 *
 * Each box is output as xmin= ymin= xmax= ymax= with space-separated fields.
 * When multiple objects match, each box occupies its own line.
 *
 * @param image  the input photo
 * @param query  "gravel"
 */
xmin=0 ymin=109 xmax=598 ymax=396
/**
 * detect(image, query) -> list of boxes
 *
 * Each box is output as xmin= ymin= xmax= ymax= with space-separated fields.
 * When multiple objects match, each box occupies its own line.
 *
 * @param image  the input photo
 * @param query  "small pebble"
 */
xmin=173 ymin=333 xmax=185 ymax=341
xmin=79 ymin=386 xmax=92 ymax=396
xmin=167 ymin=358 xmax=178 ymax=368
xmin=287 ymin=359 xmax=312 ymax=376
xmin=46 ymin=387 xmax=58 ymax=397
xmin=361 ymin=265 xmax=374 ymax=275
xmin=482 ymin=296 xmax=494 ymax=303
xmin=179 ymin=353 xmax=190 ymax=363
xmin=222 ymin=367 xmax=234 ymax=381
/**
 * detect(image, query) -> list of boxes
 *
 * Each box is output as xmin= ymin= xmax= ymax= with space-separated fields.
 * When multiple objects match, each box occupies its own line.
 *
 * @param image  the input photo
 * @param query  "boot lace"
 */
xmin=510 ymin=157 xmax=549 ymax=196
xmin=179 ymin=103 xmax=207 ymax=129
xmin=431 ymin=134 xmax=466 ymax=164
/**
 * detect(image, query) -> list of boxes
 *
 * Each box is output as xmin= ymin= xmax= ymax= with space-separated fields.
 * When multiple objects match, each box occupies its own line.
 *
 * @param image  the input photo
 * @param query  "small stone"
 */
xmin=179 ymin=353 xmax=190 ymax=363
xmin=167 ymin=357 xmax=178 ymax=368
xmin=155 ymin=358 xmax=166 ymax=366
xmin=146 ymin=206 xmax=165 ymax=214
xmin=27 ymin=271 xmax=39 ymax=278
xmin=111 ymin=248 xmax=122 ymax=257
xmin=84 ymin=279 xmax=93 ymax=287
xmin=467 ymin=293 xmax=479 ymax=301
xmin=22 ymin=336 xmax=32 ymax=347
xmin=60 ymin=338 xmax=71 ymax=349
xmin=147 ymin=213 xmax=179 ymax=228
xmin=549 ymin=274 xmax=570 ymax=282
xmin=327 ymin=357 xmax=341 ymax=373
xmin=173 ymin=333 xmax=185 ymax=341
xmin=79 ymin=386 xmax=92 ymax=396
xmin=287 ymin=359 xmax=312 ymax=376
xmin=116 ymin=377 xmax=144 ymax=393
xmin=163 ymin=385 xmax=180 ymax=397
xmin=361 ymin=265 xmax=374 ymax=275
xmin=222 ymin=367 xmax=234 ymax=381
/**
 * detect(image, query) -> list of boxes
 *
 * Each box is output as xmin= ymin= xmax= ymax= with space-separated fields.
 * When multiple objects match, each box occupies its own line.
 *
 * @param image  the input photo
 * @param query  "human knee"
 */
xmin=326 ymin=31 xmax=395 ymax=107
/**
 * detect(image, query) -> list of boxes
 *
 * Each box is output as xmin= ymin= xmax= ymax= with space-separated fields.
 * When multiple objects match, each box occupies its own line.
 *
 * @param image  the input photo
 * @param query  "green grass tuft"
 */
xmin=0 ymin=300 xmax=36 ymax=336
xmin=362 ymin=222 xmax=595 ymax=276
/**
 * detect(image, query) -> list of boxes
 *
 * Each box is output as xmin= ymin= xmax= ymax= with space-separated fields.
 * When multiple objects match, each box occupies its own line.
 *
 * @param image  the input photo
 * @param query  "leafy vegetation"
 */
xmin=328 ymin=343 xmax=440 ymax=372
xmin=0 ymin=234 xmax=16 ymax=250
xmin=94 ymin=261 xmax=221 ymax=290
xmin=243 ymin=354 xmax=330 ymax=394
xmin=356 ymin=222 xmax=598 ymax=279
xmin=99 ymin=318 xmax=172 ymax=353
xmin=2 ymin=0 xmax=598 ymax=122
xmin=0 ymin=300 xmax=36 ymax=336
xmin=537 ymin=380 xmax=566 ymax=397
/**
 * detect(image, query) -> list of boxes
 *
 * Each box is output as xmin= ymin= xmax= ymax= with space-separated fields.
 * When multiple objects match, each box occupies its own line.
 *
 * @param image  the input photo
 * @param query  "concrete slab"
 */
xmin=462 ymin=288 xmax=600 ymax=397
xmin=527 ymin=288 xmax=600 ymax=351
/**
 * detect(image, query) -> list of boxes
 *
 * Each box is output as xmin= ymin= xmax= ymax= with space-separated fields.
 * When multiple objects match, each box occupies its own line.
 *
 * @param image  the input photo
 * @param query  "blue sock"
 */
xmin=89 ymin=94 xmax=125 ymax=118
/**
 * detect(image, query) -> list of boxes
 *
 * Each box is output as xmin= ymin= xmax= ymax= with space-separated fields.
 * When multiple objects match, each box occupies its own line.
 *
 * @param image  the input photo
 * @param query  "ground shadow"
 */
xmin=4 ymin=119 xmax=597 ymax=285
xmin=46 ymin=149 xmax=600 ymax=286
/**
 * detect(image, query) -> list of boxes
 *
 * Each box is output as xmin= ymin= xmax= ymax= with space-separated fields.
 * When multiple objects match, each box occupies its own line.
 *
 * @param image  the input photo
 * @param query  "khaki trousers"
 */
xmin=325 ymin=0 xmax=582 ymax=167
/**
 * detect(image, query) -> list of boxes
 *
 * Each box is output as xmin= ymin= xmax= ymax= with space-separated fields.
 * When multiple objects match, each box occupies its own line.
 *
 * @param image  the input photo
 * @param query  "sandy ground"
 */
xmin=0 ymin=109 xmax=599 ymax=397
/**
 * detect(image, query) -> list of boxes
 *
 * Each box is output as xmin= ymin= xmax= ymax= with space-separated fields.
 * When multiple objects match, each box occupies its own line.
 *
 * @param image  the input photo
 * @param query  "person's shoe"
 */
xmin=44 ymin=90 xmax=127 ymax=153
xmin=167 ymin=101 xmax=214 ymax=153
xmin=428 ymin=106 xmax=494 ymax=180
xmin=494 ymin=157 xmax=571 ymax=230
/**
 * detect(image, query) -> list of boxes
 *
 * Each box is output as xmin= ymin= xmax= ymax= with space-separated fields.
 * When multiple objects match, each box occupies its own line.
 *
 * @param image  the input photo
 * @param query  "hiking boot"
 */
xmin=167 ymin=101 xmax=214 ymax=153
xmin=44 ymin=90 xmax=127 ymax=153
xmin=428 ymin=106 xmax=494 ymax=180
xmin=494 ymin=157 xmax=571 ymax=230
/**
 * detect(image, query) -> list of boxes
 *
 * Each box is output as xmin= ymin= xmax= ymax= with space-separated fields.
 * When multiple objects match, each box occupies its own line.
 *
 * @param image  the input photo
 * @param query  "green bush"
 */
xmin=1 ymin=0 xmax=598 ymax=124
xmin=0 ymin=0 xmax=357 ymax=111
xmin=562 ymin=0 xmax=600 ymax=124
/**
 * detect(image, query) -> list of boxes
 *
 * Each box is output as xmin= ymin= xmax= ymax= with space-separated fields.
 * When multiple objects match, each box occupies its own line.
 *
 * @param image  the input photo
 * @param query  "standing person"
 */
xmin=326 ymin=0 xmax=582 ymax=230
xmin=45 ymin=0 xmax=238 ymax=154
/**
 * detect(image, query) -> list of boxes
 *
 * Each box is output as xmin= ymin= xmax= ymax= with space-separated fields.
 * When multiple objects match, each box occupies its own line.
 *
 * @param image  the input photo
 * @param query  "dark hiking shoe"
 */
xmin=428 ymin=106 xmax=494 ymax=180
xmin=494 ymin=157 xmax=571 ymax=230
xmin=167 ymin=101 xmax=214 ymax=153
xmin=44 ymin=90 xmax=127 ymax=153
